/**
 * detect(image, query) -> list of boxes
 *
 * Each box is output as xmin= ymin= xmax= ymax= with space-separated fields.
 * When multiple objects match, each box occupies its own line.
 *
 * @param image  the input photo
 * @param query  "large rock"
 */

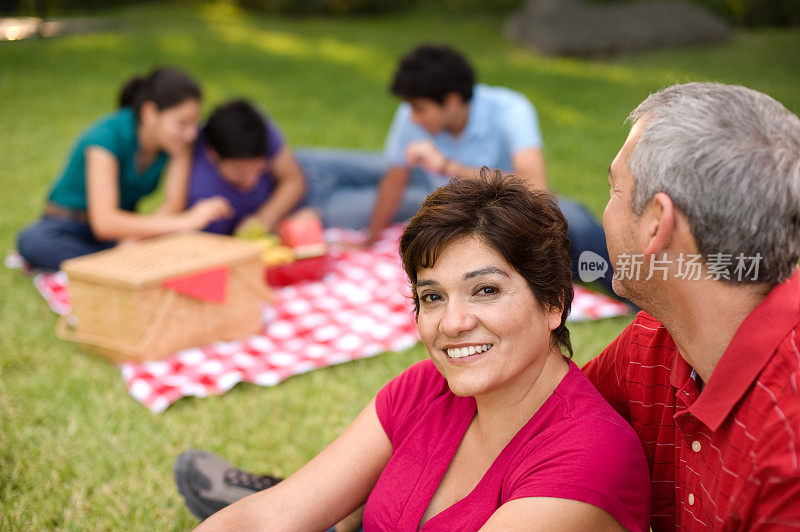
xmin=506 ymin=0 xmax=731 ymax=57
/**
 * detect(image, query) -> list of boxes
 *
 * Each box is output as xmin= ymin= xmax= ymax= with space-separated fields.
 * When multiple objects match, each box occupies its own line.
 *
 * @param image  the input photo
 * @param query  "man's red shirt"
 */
xmin=583 ymin=272 xmax=800 ymax=531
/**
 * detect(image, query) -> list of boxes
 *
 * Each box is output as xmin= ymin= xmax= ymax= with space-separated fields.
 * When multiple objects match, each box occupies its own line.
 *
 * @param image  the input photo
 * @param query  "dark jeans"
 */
xmin=16 ymin=215 xmax=114 ymax=271
xmin=294 ymin=148 xmax=431 ymax=230
xmin=557 ymin=200 xmax=614 ymax=293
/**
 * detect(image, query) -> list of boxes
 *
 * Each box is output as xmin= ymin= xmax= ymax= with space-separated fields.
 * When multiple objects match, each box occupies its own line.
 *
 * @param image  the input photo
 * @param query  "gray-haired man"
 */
xmin=583 ymin=82 xmax=800 ymax=530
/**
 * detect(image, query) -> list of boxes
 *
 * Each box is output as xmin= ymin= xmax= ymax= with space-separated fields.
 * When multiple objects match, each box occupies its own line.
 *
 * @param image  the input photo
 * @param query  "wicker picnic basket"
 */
xmin=57 ymin=232 xmax=272 ymax=363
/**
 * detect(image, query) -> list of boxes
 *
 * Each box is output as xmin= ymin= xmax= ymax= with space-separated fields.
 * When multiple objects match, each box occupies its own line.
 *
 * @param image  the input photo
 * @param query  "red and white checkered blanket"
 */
xmin=21 ymin=226 xmax=630 ymax=413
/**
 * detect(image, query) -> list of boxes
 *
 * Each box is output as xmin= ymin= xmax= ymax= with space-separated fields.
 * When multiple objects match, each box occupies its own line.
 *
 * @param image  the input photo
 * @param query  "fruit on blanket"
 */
xmin=258 ymin=233 xmax=281 ymax=247
xmin=234 ymin=210 xmax=326 ymax=265
xmin=250 ymin=237 xmax=294 ymax=266
xmin=279 ymin=213 xmax=326 ymax=259
xmin=234 ymin=221 xmax=272 ymax=241
xmin=235 ymin=227 xmax=290 ymax=266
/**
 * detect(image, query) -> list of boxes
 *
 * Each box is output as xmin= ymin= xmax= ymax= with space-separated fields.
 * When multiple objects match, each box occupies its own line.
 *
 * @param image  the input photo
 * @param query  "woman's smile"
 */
xmin=444 ymin=343 xmax=493 ymax=359
xmin=441 ymin=343 xmax=495 ymax=366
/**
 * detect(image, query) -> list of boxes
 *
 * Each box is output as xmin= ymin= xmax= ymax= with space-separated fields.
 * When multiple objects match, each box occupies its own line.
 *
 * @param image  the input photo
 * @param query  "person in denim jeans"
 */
xmin=296 ymin=44 xmax=614 ymax=292
xmin=17 ymin=67 xmax=230 ymax=271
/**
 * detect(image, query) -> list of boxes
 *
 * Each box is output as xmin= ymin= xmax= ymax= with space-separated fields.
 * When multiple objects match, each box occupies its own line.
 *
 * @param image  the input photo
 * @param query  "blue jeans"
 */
xmin=557 ymin=199 xmax=614 ymax=293
xmin=16 ymin=216 xmax=114 ymax=271
xmin=295 ymin=148 xmax=613 ymax=292
xmin=294 ymin=148 xmax=432 ymax=230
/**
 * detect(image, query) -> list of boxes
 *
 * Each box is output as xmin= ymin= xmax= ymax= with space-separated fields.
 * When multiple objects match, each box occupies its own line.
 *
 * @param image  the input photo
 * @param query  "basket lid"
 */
xmin=62 ymin=232 xmax=262 ymax=290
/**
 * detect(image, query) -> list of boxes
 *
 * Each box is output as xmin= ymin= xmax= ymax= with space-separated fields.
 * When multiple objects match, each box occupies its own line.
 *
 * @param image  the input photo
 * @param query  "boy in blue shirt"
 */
xmin=298 ymin=44 xmax=613 ymax=291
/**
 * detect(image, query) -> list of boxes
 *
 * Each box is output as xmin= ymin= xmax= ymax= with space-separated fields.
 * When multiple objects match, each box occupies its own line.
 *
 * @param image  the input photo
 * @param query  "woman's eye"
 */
xmin=476 ymin=285 xmax=499 ymax=296
xmin=420 ymin=293 xmax=442 ymax=303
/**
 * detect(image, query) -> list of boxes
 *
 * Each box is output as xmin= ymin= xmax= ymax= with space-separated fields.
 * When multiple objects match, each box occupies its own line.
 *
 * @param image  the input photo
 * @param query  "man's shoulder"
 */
xmin=723 ymin=296 xmax=800 ymax=455
xmin=629 ymin=310 xmax=665 ymax=333
xmin=390 ymin=100 xmax=413 ymax=123
xmin=583 ymin=310 xmax=678 ymax=391
xmin=613 ymin=310 xmax=675 ymax=356
xmin=763 ymin=324 xmax=800 ymax=384
xmin=750 ymin=332 xmax=800 ymax=435
xmin=474 ymin=84 xmax=533 ymax=110
xmin=743 ymin=353 xmax=800 ymax=485
xmin=386 ymin=101 xmax=427 ymax=139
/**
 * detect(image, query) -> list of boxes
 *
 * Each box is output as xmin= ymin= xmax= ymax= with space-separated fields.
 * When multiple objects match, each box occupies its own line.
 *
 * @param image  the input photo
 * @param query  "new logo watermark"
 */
xmin=578 ymin=251 xmax=762 ymax=283
xmin=578 ymin=251 xmax=609 ymax=283
xmin=614 ymin=253 xmax=762 ymax=282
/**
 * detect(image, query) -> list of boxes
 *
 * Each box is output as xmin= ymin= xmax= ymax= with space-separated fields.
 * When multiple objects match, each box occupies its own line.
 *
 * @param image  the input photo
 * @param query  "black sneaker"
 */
xmin=174 ymin=449 xmax=282 ymax=520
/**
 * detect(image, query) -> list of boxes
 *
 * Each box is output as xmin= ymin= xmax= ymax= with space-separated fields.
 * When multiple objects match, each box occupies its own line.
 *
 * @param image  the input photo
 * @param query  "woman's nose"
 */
xmin=439 ymin=299 xmax=477 ymax=337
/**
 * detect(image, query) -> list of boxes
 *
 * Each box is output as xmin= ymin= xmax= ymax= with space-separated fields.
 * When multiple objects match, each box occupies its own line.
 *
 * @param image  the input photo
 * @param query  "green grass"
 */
xmin=1 ymin=3 xmax=799 ymax=529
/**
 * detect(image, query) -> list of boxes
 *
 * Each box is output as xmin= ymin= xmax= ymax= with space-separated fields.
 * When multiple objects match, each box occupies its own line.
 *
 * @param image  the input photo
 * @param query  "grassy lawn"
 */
xmin=1 ymin=3 xmax=799 ymax=529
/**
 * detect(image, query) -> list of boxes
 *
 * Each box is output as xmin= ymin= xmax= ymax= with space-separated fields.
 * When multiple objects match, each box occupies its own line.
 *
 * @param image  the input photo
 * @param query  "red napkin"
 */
xmin=163 ymin=266 xmax=230 ymax=304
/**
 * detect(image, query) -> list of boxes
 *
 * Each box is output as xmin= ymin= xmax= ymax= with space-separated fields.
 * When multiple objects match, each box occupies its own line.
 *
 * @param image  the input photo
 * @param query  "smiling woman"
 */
xmin=193 ymin=169 xmax=651 ymax=532
xmin=380 ymin=169 xmax=650 ymax=530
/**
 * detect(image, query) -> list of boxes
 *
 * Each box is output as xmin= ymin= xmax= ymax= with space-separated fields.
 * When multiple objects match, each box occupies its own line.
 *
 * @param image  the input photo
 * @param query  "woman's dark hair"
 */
xmin=390 ymin=44 xmax=475 ymax=104
xmin=203 ymin=100 xmax=269 ymax=159
xmin=118 ymin=66 xmax=201 ymax=119
xmin=400 ymin=168 xmax=574 ymax=357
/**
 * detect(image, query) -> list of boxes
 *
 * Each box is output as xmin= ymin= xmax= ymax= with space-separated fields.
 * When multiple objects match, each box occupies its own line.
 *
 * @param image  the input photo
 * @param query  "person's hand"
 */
xmin=340 ymin=238 xmax=369 ymax=251
xmin=234 ymin=215 xmax=268 ymax=237
xmin=116 ymin=237 xmax=142 ymax=248
xmin=405 ymin=140 xmax=448 ymax=175
xmin=185 ymin=196 xmax=233 ymax=229
xmin=334 ymin=231 xmax=372 ymax=250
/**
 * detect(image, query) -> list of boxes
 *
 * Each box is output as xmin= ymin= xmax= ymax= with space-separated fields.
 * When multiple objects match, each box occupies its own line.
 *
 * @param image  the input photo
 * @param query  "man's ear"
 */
xmin=443 ymin=92 xmax=464 ymax=109
xmin=643 ymin=192 xmax=675 ymax=258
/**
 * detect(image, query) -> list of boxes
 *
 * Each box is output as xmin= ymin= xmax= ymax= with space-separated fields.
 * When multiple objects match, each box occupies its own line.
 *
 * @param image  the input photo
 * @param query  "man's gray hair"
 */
xmin=628 ymin=82 xmax=800 ymax=285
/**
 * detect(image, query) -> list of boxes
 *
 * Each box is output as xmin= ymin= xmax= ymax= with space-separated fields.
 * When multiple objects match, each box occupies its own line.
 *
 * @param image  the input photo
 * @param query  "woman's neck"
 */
xmin=471 ymin=350 xmax=568 ymax=450
xmin=137 ymin=121 xmax=159 ymax=156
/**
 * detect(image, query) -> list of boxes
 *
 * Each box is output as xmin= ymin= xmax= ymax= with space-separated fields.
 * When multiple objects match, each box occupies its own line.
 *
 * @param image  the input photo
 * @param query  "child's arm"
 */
xmin=237 ymin=147 xmax=306 ymax=233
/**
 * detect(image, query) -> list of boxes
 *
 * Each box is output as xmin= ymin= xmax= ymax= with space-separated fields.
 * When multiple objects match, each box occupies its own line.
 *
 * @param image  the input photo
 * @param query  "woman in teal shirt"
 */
xmin=17 ymin=67 xmax=231 ymax=271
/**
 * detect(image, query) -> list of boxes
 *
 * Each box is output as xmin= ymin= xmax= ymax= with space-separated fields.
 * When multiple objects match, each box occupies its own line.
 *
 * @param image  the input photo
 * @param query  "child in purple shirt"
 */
xmin=186 ymin=100 xmax=306 ymax=235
